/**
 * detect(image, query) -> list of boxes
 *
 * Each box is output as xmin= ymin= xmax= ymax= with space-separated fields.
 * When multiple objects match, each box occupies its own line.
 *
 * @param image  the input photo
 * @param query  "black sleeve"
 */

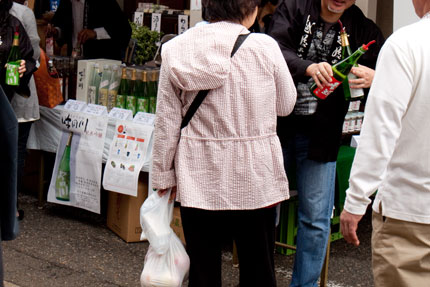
xmin=100 ymin=0 xmax=132 ymax=50
xmin=16 ymin=19 xmax=36 ymax=97
xmin=266 ymin=0 xmax=314 ymax=83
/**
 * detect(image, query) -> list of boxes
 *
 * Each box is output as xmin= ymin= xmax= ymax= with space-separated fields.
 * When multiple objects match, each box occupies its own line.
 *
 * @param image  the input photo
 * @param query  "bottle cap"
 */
xmin=362 ymin=40 xmax=376 ymax=51
xmin=338 ymin=20 xmax=345 ymax=33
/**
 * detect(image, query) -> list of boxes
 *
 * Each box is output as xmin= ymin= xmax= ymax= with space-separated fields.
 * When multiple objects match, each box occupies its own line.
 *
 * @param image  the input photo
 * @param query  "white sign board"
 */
xmin=151 ymin=13 xmax=161 ymax=32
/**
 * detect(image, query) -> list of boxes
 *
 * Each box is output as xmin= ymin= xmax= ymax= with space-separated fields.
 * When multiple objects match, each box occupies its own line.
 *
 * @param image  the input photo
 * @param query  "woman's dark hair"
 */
xmin=0 ymin=0 xmax=13 ymax=27
xmin=202 ymin=0 xmax=261 ymax=23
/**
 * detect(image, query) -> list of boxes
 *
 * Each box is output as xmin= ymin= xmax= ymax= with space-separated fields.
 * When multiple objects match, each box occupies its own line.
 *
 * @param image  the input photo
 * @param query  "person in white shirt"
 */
xmin=340 ymin=0 xmax=430 ymax=286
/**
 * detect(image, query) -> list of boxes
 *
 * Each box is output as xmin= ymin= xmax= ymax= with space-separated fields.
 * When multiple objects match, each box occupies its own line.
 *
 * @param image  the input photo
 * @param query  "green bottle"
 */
xmin=5 ymin=28 xmax=21 ymax=86
xmin=126 ymin=69 xmax=137 ymax=115
xmin=339 ymin=20 xmax=364 ymax=101
xmin=116 ymin=67 xmax=129 ymax=109
xmin=148 ymin=70 xmax=159 ymax=114
xmin=88 ymin=63 xmax=102 ymax=104
xmin=137 ymin=71 xmax=150 ymax=113
xmin=310 ymin=40 xmax=375 ymax=100
xmin=55 ymin=132 xmax=73 ymax=201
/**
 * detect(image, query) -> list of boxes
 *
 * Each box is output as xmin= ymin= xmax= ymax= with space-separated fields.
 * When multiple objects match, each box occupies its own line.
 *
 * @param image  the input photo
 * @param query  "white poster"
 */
xmin=134 ymin=11 xmax=144 ymax=27
xmin=102 ymin=120 xmax=153 ymax=196
xmin=47 ymin=110 xmax=108 ymax=214
xmin=191 ymin=0 xmax=201 ymax=10
xmin=151 ymin=13 xmax=161 ymax=32
xmin=178 ymin=15 xmax=189 ymax=35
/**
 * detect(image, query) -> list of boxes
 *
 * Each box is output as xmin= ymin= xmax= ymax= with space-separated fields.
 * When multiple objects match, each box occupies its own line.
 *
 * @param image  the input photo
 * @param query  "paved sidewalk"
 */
xmin=4 ymin=281 xmax=20 ymax=287
xmin=3 ymin=195 xmax=375 ymax=287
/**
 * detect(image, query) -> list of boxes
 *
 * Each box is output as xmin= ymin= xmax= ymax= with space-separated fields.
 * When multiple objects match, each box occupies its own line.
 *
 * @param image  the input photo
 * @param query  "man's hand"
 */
xmin=157 ymin=186 xmax=177 ymax=203
xmin=46 ymin=24 xmax=59 ymax=38
xmin=305 ymin=62 xmax=333 ymax=89
xmin=349 ymin=65 xmax=375 ymax=89
xmin=18 ymin=60 xmax=26 ymax=77
xmin=340 ymin=210 xmax=363 ymax=246
xmin=77 ymin=29 xmax=97 ymax=44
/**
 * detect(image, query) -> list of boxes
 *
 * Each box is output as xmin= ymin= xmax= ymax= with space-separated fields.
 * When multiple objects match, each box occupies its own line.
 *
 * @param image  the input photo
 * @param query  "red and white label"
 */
xmin=312 ymin=77 xmax=342 ymax=100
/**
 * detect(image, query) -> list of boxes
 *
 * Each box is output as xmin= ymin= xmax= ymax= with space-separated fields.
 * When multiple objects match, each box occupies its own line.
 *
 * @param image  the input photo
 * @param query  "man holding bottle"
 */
xmin=267 ymin=0 xmax=384 ymax=286
xmin=341 ymin=0 xmax=430 ymax=286
xmin=48 ymin=0 xmax=131 ymax=60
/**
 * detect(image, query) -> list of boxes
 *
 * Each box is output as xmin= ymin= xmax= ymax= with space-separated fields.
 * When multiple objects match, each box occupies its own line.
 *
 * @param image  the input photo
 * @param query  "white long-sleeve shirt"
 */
xmin=344 ymin=13 xmax=430 ymax=224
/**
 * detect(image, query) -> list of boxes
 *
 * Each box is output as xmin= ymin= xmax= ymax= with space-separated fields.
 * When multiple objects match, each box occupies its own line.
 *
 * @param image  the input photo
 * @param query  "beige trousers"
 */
xmin=372 ymin=211 xmax=430 ymax=287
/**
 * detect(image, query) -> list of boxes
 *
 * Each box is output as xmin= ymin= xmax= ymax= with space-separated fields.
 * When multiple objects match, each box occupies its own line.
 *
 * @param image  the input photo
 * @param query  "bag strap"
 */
xmin=180 ymin=33 xmax=251 ymax=129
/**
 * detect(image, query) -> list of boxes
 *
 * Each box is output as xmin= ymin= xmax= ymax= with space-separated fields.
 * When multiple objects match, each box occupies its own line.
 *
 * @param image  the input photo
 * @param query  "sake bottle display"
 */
xmin=116 ymin=67 xmax=129 ymax=109
xmin=88 ymin=63 xmax=102 ymax=104
xmin=310 ymin=40 xmax=375 ymax=100
xmin=339 ymin=20 xmax=364 ymax=100
xmin=107 ymin=65 xmax=120 ymax=112
xmin=126 ymin=69 xmax=137 ymax=115
xmin=98 ymin=64 xmax=111 ymax=107
xmin=5 ymin=27 xmax=21 ymax=86
xmin=55 ymin=132 xmax=73 ymax=201
xmin=137 ymin=71 xmax=150 ymax=113
xmin=148 ymin=70 xmax=159 ymax=114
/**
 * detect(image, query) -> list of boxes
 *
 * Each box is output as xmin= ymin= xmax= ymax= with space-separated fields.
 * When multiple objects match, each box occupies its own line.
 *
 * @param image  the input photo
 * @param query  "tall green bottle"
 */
xmin=339 ymin=20 xmax=364 ymax=101
xmin=137 ymin=71 xmax=150 ymax=113
xmin=310 ymin=40 xmax=375 ymax=100
xmin=148 ymin=70 xmax=159 ymax=114
xmin=5 ymin=28 xmax=21 ymax=86
xmin=126 ymin=69 xmax=137 ymax=115
xmin=55 ymin=132 xmax=73 ymax=201
xmin=116 ymin=67 xmax=129 ymax=109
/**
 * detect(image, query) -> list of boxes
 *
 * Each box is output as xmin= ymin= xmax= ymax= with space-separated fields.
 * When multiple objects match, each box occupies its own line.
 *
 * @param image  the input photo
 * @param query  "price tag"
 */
xmin=84 ymin=104 xmax=108 ymax=116
xmin=134 ymin=12 xmax=144 ymax=26
xmin=109 ymin=107 xmax=133 ymax=121
xmin=178 ymin=15 xmax=189 ymax=35
xmin=64 ymin=99 xmax=87 ymax=112
xmin=133 ymin=112 xmax=156 ymax=126
xmin=151 ymin=13 xmax=161 ymax=32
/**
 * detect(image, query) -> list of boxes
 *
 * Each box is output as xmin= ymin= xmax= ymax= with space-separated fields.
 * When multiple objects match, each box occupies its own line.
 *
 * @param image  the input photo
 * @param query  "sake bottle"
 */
xmin=126 ymin=69 xmax=137 ymax=115
xmin=137 ymin=70 xmax=150 ymax=113
xmin=5 ymin=27 xmax=21 ymax=86
xmin=55 ymin=132 xmax=73 ymax=201
xmin=88 ymin=63 xmax=102 ymax=104
xmin=310 ymin=40 xmax=375 ymax=100
xmin=148 ymin=70 xmax=159 ymax=114
xmin=116 ymin=67 xmax=129 ymax=109
xmin=98 ymin=64 xmax=111 ymax=107
xmin=107 ymin=65 xmax=120 ymax=112
xmin=339 ymin=20 xmax=364 ymax=101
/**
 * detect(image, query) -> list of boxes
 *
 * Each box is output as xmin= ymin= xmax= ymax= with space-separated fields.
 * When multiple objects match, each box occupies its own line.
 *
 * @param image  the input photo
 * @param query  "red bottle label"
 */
xmin=312 ymin=76 xmax=342 ymax=99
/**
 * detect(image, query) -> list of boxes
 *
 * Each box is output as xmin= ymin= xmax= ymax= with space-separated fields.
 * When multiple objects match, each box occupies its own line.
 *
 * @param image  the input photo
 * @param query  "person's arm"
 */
xmin=341 ymin=38 xmax=413 ymax=244
xmin=21 ymin=6 xmax=40 ymax=62
xmin=16 ymin=22 xmax=36 ymax=97
xmin=266 ymin=0 xmax=314 ymax=82
xmin=151 ymin=56 xmax=182 ymax=190
xmin=272 ymin=39 xmax=296 ymax=116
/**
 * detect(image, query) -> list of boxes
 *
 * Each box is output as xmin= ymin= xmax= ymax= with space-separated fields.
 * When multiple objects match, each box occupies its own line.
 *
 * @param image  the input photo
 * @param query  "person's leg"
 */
xmin=180 ymin=207 xmax=228 ymax=287
xmin=16 ymin=122 xmax=32 ymax=220
xmin=372 ymin=211 xmax=430 ymax=287
xmin=234 ymin=207 xmax=277 ymax=287
xmin=289 ymin=134 xmax=336 ymax=287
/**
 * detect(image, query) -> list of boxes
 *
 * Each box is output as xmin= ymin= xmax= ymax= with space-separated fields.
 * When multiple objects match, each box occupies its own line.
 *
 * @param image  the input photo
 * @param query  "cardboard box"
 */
xmin=107 ymin=173 xmax=148 ymax=242
xmin=171 ymin=206 xmax=186 ymax=245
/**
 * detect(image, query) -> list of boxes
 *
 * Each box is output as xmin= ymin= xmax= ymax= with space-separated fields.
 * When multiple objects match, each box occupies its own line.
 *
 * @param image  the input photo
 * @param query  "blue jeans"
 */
xmin=283 ymin=134 xmax=336 ymax=287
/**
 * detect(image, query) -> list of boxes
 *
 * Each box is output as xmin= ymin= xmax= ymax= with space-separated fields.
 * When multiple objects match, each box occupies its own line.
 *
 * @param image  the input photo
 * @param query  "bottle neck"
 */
xmin=340 ymin=32 xmax=349 ymax=48
xmin=12 ymin=36 xmax=19 ymax=46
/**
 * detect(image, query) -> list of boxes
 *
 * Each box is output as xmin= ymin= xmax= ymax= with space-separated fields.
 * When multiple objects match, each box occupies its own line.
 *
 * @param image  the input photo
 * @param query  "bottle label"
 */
xmin=107 ymin=90 xmax=118 ymax=112
xmin=5 ymin=61 xmax=20 ymax=86
xmin=126 ymin=95 xmax=137 ymax=114
xmin=88 ymin=86 xmax=97 ymax=104
xmin=137 ymin=98 xmax=150 ymax=113
xmin=116 ymin=94 xmax=126 ymax=108
xmin=55 ymin=170 xmax=70 ymax=201
xmin=98 ymin=88 xmax=108 ymax=106
xmin=149 ymin=96 xmax=157 ymax=114
xmin=312 ymin=76 xmax=342 ymax=100
xmin=109 ymin=82 xmax=119 ymax=90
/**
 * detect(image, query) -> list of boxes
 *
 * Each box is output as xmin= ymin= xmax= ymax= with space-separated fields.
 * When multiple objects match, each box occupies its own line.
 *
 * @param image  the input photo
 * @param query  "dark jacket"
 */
xmin=0 ymin=14 xmax=36 ymax=100
xmin=267 ymin=0 xmax=385 ymax=162
xmin=0 ymin=85 xmax=18 ymax=241
xmin=52 ymin=0 xmax=131 ymax=60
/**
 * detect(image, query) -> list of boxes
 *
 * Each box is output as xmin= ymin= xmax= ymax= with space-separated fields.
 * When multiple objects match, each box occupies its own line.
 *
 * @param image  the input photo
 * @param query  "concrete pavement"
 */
xmin=2 ymin=194 xmax=375 ymax=287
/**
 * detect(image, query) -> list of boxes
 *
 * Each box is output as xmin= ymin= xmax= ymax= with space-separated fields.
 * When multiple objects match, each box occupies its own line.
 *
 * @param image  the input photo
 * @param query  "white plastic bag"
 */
xmin=139 ymin=189 xmax=190 ymax=287
xmin=140 ymin=233 xmax=190 ymax=287
xmin=140 ymin=189 xmax=174 ymax=254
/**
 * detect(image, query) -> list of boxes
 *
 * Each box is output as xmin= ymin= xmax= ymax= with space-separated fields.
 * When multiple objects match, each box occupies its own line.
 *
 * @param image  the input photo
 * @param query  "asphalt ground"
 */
xmin=3 ymin=194 xmax=375 ymax=287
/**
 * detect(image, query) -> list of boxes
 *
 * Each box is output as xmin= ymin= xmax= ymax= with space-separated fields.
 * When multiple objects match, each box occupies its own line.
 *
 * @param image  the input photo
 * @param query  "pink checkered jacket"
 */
xmin=152 ymin=21 xmax=297 ymax=210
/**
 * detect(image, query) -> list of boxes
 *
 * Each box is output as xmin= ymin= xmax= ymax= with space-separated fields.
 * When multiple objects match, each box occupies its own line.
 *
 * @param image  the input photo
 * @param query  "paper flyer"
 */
xmin=102 ymin=120 xmax=153 ymax=196
xmin=47 ymin=110 xmax=108 ymax=214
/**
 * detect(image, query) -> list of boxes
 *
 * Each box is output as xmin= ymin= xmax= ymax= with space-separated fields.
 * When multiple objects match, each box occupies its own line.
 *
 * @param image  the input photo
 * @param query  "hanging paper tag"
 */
xmin=151 ymin=13 xmax=161 ymax=32
xmin=134 ymin=12 xmax=144 ymax=27
xmin=84 ymin=104 xmax=108 ymax=116
xmin=64 ymin=99 xmax=87 ymax=112
xmin=178 ymin=15 xmax=189 ymax=35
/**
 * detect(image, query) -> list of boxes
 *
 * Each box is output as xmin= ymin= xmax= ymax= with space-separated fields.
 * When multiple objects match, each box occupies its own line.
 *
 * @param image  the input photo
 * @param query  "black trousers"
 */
xmin=180 ymin=206 xmax=277 ymax=287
